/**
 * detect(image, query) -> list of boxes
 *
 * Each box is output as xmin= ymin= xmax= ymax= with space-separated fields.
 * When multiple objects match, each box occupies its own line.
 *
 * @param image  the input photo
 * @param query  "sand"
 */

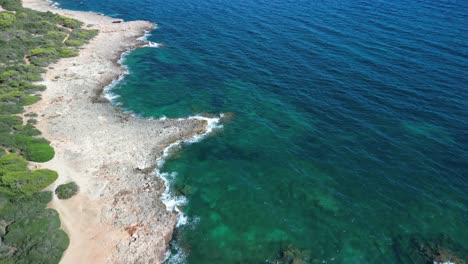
xmin=21 ymin=0 xmax=212 ymax=263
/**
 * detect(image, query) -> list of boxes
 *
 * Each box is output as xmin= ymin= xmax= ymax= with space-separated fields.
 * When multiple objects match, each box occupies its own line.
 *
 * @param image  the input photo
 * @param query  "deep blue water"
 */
xmin=54 ymin=0 xmax=467 ymax=262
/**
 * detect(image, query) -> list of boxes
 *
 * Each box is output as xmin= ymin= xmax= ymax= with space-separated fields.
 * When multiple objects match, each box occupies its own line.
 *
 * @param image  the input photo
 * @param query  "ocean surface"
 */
xmin=54 ymin=0 xmax=467 ymax=262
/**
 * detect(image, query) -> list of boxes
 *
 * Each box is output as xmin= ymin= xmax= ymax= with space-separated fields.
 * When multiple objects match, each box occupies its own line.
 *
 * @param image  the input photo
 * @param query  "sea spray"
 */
xmin=156 ymin=115 xmax=223 ymax=264
xmin=102 ymin=51 xmax=130 ymax=103
xmin=156 ymin=115 xmax=224 ymax=221
xmin=52 ymin=0 xmax=468 ymax=262
xmin=138 ymin=27 xmax=164 ymax=48
xmin=46 ymin=0 xmax=60 ymax=8
xmin=102 ymin=34 xmax=162 ymax=103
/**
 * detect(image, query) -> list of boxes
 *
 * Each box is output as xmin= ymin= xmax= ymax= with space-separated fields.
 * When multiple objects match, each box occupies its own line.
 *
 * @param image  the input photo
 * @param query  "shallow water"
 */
xmin=55 ymin=0 xmax=467 ymax=262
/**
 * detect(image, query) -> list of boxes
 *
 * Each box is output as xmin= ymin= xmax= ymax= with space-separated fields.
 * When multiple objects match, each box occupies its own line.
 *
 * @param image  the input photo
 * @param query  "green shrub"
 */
xmin=46 ymin=30 xmax=67 ymax=41
xmin=21 ymin=95 xmax=39 ymax=106
xmin=3 ymin=209 xmax=69 ymax=263
xmin=64 ymin=39 xmax=84 ymax=47
xmin=19 ymin=138 xmax=55 ymax=162
xmin=15 ymin=124 xmax=41 ymax=137
xmin=0 ymin=115 xmax=21 ymax=132
xmin=0 ymin=154 xmax=57 ymax=196
xmin=0 ymin=91 xmax=22 ymax=101
xmin=55 ymin=16 xmax=82 ymax=29
xmin=0 ymin=0 xmax=22 ymax=11
xmin=55 ymin=182 xmax=79 ymax=199
xmin=24 ymin=112 xmax=37 ymax=118
xmin=26 ymin=118 xmax=37 ymax=125
xmin=58 ymin=47 xmax=78 ymax=58
xmin=0 ymin=191 xmax=52 ymax=221
xmin=0 ymin=12 xmax=16 ymax=28
xmin=29 ymin=47 xmax=56 ymax=57
xmin=0 ymin=1 xmax=100 ymax=262
xmin=0 ymin=169 xmax=58 ymax=196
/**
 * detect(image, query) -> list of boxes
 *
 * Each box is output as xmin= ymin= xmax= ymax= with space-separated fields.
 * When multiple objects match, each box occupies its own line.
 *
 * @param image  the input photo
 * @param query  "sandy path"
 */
xmin=22 ymin=0 xmax=209 ymax=263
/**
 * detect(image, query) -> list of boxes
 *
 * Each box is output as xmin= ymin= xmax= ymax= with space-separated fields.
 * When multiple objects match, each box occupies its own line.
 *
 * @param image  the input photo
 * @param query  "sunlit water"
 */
xmin=54 ymin=0 xmax=467 ymax=262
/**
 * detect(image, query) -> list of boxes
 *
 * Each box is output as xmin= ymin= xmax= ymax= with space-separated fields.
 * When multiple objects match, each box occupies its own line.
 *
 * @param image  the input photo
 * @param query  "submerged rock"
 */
xmin=392 ymin=233 xmax=467 ymax=264
xmin=268 ymin=244 xmax=310 ymax=264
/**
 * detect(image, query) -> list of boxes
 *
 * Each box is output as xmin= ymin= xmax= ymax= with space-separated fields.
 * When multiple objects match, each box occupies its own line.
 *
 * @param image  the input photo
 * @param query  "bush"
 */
xmin=0 ymin=12 xmax=16 ymax=28
xmin=0 ymin=1 xmax=100 ymax=262
xmin=58 ymin=47 xmax=78 ymax=58
xmin=55 ymin=182 xmax=79 ymax=199
xmin=20 ymin=138 xmax=55 ymax=162
xmin=29 ymin=47 xmax=56 ymax=57
xmin=54 ymin=16 xmax=82 ymax=29
xmin=0 ymin=191 xmax=52 ymax=222
xmin=3 ymin=208 xmax=69 ymax=263
xmin=21 ymin=95 xmax=39 ymax=106
xmin=0 ymin=0 xmax=22 ymax=11
xmin=0 ymin=154 xmax=57 ymax=196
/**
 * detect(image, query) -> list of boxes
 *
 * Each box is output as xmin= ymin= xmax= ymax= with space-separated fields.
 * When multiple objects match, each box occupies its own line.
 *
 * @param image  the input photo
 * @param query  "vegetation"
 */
xmin=0 ymin=0 xmax=97 ymax=262
xmin=0 ymin=154 xmax=58 ymax=196
xmin=55 ymin=181 xmax=79 ymax=199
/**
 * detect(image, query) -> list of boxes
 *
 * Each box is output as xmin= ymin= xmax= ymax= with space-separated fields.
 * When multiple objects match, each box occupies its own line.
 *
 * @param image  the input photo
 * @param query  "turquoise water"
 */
xmin=56 ymin=0 xmax=467 ymax=262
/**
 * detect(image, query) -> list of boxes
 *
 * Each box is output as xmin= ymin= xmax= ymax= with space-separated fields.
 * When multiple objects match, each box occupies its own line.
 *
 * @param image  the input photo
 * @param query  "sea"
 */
xmin=52 ymin=0 xmax=467 ymax=262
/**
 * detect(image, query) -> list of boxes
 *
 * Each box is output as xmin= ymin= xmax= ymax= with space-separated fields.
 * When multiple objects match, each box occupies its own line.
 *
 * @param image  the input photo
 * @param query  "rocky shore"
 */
xmin=22 ymin=0 xmax=209 ymax=263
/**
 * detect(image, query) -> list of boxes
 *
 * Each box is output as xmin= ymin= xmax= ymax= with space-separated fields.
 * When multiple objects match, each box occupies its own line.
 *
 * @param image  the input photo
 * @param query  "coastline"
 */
xmin=21 ymin=0 xmax=215 ymax=263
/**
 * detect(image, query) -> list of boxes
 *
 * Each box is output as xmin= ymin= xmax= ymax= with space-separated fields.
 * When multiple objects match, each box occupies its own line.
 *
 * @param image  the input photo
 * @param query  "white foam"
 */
xmin=100 ymin=25 xmax=223 ymax=261
xmin=137 ymin=25 xmax=158 ymax=41
xmin=102 ymin=50 xmax=132 ymax=103
xmin=144 ymin=41 xmax=163 ymax=48
xmin=103 ymin=24 xmax=159 ymax=102
xmin=155 ymin=114 xmax=223 ymax=228
xmin=163 ymin=242 xmax=187 ymax=264
xmin=46 ymin=0 xmax=60 ymax=8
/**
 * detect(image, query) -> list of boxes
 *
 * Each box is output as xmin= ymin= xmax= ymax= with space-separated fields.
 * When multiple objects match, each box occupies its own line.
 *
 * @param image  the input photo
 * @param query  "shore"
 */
xmin=21 ymin=0 xmax=209 ymax=263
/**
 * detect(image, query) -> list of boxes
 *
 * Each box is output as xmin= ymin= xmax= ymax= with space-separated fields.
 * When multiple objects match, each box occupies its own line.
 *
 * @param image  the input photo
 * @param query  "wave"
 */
xmin=164 ymin=240 xmax=187 ymax=264
xmin=156 ymin=114 xmax=224 ymax=225
xmin=102 ymin=49 xmax=131 ymax=103
xmin=137 ymin=28 xmax=156 ymax=41
xmin=46 ymin=0 xmax=60 ymax=8
xmin=156 ymin=114 xmax=223 ymax=264
xmin=144 ymin=41 xmax=164 ymax=48
xmin=101 ymin=21 xmax=223 ymax=263
xmin=103 ymin=41 xmax=223 ymax=229
xmin=103 ymin=26 xmax=163 ymax=102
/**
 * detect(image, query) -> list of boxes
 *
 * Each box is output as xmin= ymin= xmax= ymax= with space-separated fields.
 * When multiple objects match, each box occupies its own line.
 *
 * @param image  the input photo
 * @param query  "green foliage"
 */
xmin=58 ymin=47 xmax=78 ymax=57
xmin=0 ymin=1 xmax=98 ymax=262
xmin=0 ymin=154 xmax=57 ymax=196
xmin=0 ymin=0 xmax=22 ymax=11
xmin=0 ymin=90 xmax=22 ymax=101
xmin=3 ymin=209 xmax=69 ymax=264
xmin=0 ymin=155 xmax=65 ymax=263
xmin=29 ymin=47 xmax=56 ymax=57
xmin=0 ymin=12 xmax=15 ymax=28
xmin=55 ymin=182 xmax=79 ymax=199
xmin=66 ymin=28 xmax=98 ymax=47
xmin=46 ymin=30 xmax=67 ymax=41
xmin=55 ymin=16 xmax=82 ymax=29
xmin=0 ymin=114 xmax=57 ymax=162
xmin=21 ymin=94 xmax=39 ymax=106
xmin=15 ymin=136 xmax=55 ymax=162
xmin=0 ymin=191 xmax=52 ymax=222
xmin=0 ymin=192 xmax=68 ymax=264
xmin=26 ymin=118 xmax=37 ymax=125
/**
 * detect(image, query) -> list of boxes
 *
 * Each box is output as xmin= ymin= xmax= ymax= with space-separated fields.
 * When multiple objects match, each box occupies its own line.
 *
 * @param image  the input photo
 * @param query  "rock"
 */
xmin=392 ymin=233 xmax=467 ymax=264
